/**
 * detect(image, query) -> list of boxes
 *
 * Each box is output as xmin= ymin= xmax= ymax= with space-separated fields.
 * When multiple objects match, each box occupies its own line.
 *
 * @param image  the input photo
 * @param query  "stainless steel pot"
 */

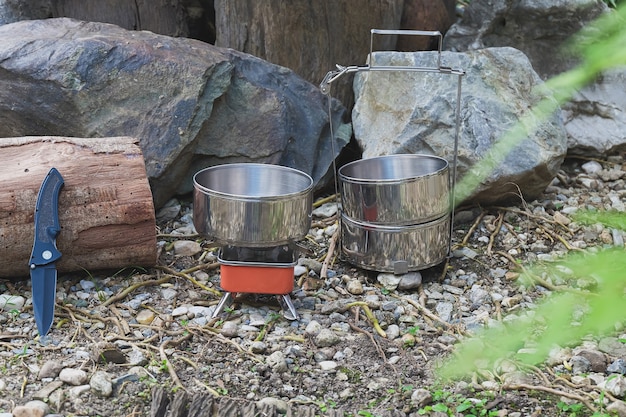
xmin=341 ymin=213 xmax=450 ymax=273
xmin=339 ymin=154 xmax=449 ymax=225
xmin=193 ymin=163 xmax=313 ymax=246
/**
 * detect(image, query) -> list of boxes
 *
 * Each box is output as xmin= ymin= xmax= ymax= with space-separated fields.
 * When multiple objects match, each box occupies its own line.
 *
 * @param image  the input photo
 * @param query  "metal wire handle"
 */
xmin=320 ymin=29 xmax=466 ymax=261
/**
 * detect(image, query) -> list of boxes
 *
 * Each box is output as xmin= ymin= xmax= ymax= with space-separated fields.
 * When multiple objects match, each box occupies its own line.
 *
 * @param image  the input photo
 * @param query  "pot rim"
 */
xmin=338 ymin=154 xmax=448 ymax=184
xmin=193 ymin=163 xmax=313 ymax=200
xmin=341 ymin=212 xmax=450 ymax=231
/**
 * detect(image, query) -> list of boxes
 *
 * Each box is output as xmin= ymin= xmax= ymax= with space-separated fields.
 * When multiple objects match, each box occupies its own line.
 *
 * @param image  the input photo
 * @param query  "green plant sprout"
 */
xmin=439 ymin=2 xmax=626 ymax=381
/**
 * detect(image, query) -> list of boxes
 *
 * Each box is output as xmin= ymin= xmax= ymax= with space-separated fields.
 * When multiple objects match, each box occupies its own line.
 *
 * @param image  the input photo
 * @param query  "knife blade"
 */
xmin=29 ymin=167 xmax=64 ymax=337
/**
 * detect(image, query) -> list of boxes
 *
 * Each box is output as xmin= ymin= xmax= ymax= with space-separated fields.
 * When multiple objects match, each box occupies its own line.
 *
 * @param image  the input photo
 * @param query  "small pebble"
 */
xmin=12 ymin=400 xmax=49 ymax=417
xmin=173 ymin=240 xmax=202 ymax=256
xmin=59 ymin=368 xmax=88 ymax=386
xmin=90 ymin=371 xmax=113 ymax=397
xmin=136 ymin=309 xmax=156 ymax=325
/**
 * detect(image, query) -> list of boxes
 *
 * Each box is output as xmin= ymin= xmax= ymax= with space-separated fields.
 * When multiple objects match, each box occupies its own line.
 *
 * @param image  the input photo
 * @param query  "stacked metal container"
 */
xmin=338 ymin=154 xmax=451 ymax=274
xmin=320 ymin=29 xmax=465 ymax=274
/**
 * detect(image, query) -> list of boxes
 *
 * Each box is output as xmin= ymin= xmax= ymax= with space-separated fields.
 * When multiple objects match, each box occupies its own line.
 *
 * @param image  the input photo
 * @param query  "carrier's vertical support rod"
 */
xmin=449 ymin=73 xmax=463 ymax=257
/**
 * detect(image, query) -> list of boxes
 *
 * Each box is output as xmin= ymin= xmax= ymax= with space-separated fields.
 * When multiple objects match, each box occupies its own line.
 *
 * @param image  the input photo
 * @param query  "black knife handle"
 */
xmin=30 ymin=168 xmax=64 ymax=267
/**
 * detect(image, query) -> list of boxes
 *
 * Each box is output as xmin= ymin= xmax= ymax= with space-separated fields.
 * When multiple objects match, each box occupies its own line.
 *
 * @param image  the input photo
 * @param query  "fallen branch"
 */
xmin=320 ymin=223 xmax=339 ymax=280
xmin=156 ymin=265 xmax=222 ymax=297
xmin=313 ymin=194 xmax=338 ymax=208
xmin=102 ymin=275 xmax=173 ymax=307
xmin=159 ymin=332 xmax=193 ymax=392
xmin=345 ymin=301 xmax=386 ymax=338
xmin=487 ymin=211 xmax=504 ymax=255
xmin=395 ymin=294 xmax=453 ymax=332
xmin=458 ymin=210 xmax=486 ymax=248
xmin=503 ymin=383 xmax=597 ymax=414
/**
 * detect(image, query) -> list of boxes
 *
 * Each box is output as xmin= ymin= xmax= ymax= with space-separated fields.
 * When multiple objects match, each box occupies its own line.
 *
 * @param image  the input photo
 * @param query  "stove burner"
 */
xmin=212 ymin=244 xmax=299 ymax=320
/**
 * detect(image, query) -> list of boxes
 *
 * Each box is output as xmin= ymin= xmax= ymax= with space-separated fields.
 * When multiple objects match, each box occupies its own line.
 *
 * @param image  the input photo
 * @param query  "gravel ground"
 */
xmin=1 ymin=156 xmax=626 ymax=417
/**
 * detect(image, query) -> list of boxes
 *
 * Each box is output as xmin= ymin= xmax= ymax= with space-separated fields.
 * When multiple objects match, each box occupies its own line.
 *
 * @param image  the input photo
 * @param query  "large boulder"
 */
xmin=352 ymin=48 xmax=567 ymax=206
xmin=563 ymin=68 xmax=626 ymax=156
xmin=444 ymin=0 xmax=608 ymax=79
xmin=443 ymin=0 xmax=625 ymax=156
xmin=0 ymin=18 xmax=351 ymax=207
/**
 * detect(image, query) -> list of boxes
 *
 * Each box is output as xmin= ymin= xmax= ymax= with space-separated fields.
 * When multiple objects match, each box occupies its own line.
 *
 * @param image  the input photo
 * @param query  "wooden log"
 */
xmin=50 ymin=0 xmax=189 ymax=37
xmin=0 ymin=136 xmax=157 ymax=278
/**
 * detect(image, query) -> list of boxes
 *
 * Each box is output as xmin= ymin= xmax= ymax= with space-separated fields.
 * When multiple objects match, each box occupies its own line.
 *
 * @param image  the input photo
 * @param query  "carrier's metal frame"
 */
xmin=320 ymin=29 xmax=465 ymax=272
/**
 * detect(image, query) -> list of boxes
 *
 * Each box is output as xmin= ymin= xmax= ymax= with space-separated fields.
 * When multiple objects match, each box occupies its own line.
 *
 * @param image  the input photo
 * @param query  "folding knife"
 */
xmin=29 ymin=168 xmax=64 ymax=337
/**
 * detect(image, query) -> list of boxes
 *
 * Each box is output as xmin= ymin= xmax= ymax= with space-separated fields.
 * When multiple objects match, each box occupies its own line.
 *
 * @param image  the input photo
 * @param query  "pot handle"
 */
xmin=320 ymin=29 xmax=463 ymax=94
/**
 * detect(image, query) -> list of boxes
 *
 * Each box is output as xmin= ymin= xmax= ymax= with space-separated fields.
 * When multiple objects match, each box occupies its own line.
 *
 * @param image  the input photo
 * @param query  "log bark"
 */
xmin=0 ymin=136 xmax=157 ymax=278
xmin=398 ymin=0 xmax=457 ymax=51
xmin=214 ymin=0 xmax=404 ymax=109
xmin=50 ymin=0 xmax=189 ymax=37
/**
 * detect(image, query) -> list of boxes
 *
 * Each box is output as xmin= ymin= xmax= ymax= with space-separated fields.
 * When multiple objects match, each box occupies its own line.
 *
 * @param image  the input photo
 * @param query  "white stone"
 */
xmin=0 ymin=294 xmax=25 ymax=311
xmin=173 ymin=240 xmax=202 ymax=256
xmin=59 ymin=368 xmax=88 ymax=386
xmin=318 ymin=361 xmax=338 ymax=371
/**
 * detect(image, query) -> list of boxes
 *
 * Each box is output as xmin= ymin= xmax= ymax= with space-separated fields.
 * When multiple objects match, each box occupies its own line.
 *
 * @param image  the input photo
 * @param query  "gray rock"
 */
xmin=608 ymin=359 xmax=626 ymax=375
xmin=38 ymin=360 xmax=63 ymax=379
xmin=11 ymin=400 xmax=50 ymax=417
xmin=67 ymin=384 xmax=91 ymax=400
xmin=601 ymin=375 xmax=626 ymax=397
xmin=564 ymin=68 xmax=626 ymax=156
xmin=312 ymin=203 xmax=339 ymax=218
xmin=256 ymin=397 xmax=288 ymax=414
xmin=315 ymin=329 xmax=340 ymax=347
xmin=570 ymin=355 xmax=591 ymax=375
xmin=221 ymin=321 xmax=239 ymax=337
xmin=90 ymin=371 xmax=113 ymax=397
xmin=128 ymin=348 xmax=149 ymax=367
xmin=352 ymin=48 xmax=566 ymax=206
xmin=411 ymin=388 xmax=433 ymax=408
xmin=377 ymin=273 xmax=401 ymax=291
xmin=318 ymin=360 xmax=338 ymax=371
xmin=443 ymin=0 xmax=607 ymax=79
xmin=435 ymin=301 xmax=454 ymax=323
xmin=305 ymin=320 xmax=322 ymax=336
xmin=297 ymin=258 xmax=323 ymax=275
xmin=0 ymin=18 xmax=351 ymax=208
xmin=443 ymin=0 xmax=625 ymax=157
xmin=250 ymin=341 xmax=267 ymax=354
xmin=345 ymin=279 xmax=364 ymax=295
xmin=599 ymin=337 xmax=626 ymax=357
xmin=0 ymin=294 xmax=25 ymax=311
xmin=468 ymin=285 xmax=490 ymax=305
xmin=575 ymin=349 xmax=607 ymax=373
xmin=59 ymin=368 xmax=88 ymax=386
xmin=266 ymin=351 xmax=288 ymax=373
xmin=173 ymin=240 xmax=202 ymax=257
xmin=607 ymin=400 xmax=626 ymax=417
xmin=397 ymin=272 xmax=422 ymax=291
xmin=32 ymin=381 xmax=63 ymax=401
xmin=386 ymin=324 xmax=401 ymax=340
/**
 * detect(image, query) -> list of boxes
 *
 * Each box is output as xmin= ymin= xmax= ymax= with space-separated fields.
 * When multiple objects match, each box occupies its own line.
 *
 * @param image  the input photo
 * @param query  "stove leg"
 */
xmin=277 ymin=294 xmax=299 ymax=321
xmin=212 ymin=292 xmax=235 ymax=318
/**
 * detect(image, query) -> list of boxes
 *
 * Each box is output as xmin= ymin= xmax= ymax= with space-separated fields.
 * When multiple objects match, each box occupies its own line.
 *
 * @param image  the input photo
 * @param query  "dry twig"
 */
xmin=345 ymin=301 xmax=386 ymax=337
xmin=159 ymin=332 xmax=193 ymax=392
xmin=458 ymin=210 xmax=486 ymax=248
xmin=487 ymin=211 xmax=504 ymax=255
xmin=320 ymin=223 xmax=339 ymax=280
xmin=102 ymin=275 xmax=174 ymax=307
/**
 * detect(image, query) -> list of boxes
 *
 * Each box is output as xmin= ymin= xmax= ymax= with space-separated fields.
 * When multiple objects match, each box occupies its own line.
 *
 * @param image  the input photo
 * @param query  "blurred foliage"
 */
xmin=440 ymin=3 xmax=626 ymax=380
